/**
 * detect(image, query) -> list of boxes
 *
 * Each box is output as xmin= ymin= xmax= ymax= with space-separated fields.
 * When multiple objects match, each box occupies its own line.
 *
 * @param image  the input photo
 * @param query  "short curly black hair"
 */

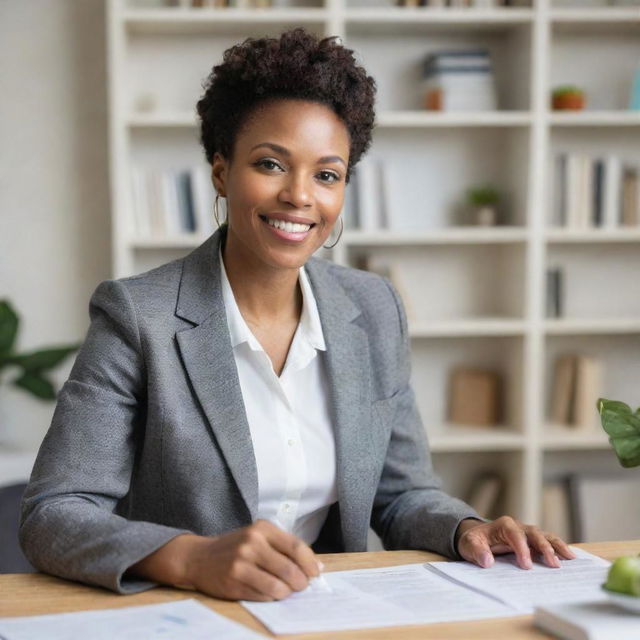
xmin=196 ymin=28 xmax=376 ymax=182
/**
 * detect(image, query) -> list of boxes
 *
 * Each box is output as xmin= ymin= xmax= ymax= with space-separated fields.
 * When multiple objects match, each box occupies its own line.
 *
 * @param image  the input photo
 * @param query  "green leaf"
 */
xmin=12 ymin=372 xmax=56 ymax=400
xmin=11 ymin=345 xmax=80 ymax=373
xmin=608 ymin=436 xmax=640 ymax=469
xmin=0 ymin=300 xmax=19 ymax=356
xmin=598 ymin=398 xmax=640 ymax=468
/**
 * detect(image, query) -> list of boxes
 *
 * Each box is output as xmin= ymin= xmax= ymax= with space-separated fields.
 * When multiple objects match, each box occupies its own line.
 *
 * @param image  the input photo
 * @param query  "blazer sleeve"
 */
xmin=19 ymin=280 xmax=191 ymax=594
xmin=369 ymin=279 xmax=484 ymax=559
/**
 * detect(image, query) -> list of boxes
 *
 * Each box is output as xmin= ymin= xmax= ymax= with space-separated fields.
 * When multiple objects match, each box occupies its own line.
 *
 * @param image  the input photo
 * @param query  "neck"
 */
xmin=221 ymin=227 xmax=302 ymax=325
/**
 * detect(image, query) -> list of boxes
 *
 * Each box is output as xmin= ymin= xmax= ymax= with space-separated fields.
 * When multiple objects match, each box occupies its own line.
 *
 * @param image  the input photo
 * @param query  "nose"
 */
xmin=278 ymin=172 xmax=313 ymax=209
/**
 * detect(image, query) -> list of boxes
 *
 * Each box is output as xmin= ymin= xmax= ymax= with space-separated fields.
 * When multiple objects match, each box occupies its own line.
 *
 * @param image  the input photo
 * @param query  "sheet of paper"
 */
xmin=428 ymin=546 xmax=611 ymax=614
xmin=0 ymin=599 xmax=265 ymax=640
xmin=242 ymin=563 xmax=514 ymax=635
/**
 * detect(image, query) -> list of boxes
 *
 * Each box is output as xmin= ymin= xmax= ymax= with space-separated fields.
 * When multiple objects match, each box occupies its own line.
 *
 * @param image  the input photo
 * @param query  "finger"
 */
xmin=253 ymin=542 xmax=310 ymax=592
xmin=235 ymin=562 xmax=293 ymax=601
xmin=547 ymin=535 xmax=576 ymax=560
xmin=457 ymin=527 xmax=495 ymax=568
xmin=258 ymin=521 xmax=319 ymax=579
xmin=526 ymin=529 xmax=561 ymax=568
xmin=496 ymin=518 xmax=532 ymax=569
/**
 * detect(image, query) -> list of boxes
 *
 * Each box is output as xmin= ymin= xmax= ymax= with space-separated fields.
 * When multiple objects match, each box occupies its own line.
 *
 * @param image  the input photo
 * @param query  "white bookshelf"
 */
xmin=106 ymin=0 xmax=640 ymax=530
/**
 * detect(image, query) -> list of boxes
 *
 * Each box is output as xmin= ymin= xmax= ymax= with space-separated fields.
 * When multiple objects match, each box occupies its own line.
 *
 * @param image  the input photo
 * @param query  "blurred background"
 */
xmin=1 ymin=0 xmax=639 ymax=572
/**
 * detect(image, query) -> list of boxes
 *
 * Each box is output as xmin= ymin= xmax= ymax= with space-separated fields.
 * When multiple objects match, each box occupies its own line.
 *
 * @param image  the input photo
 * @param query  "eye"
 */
xmin=254 ymin=158 xmax=284 ymax=172
xmin=317 ymin=170 xmax=341 ymax=184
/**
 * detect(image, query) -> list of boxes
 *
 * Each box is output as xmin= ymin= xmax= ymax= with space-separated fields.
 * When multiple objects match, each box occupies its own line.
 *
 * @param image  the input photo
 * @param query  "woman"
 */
xmin=20 ymin=28 xmax=573 ymax=602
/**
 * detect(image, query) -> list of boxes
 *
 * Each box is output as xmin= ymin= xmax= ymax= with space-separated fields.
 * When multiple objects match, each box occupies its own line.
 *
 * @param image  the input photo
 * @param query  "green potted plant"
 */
xmin=466 ymin=185 xmax=500 ymax=226
xmin=551 ymin=85 xmax=586 ymax=111
xmin=0 ymin=300 xmax=80 ymax=401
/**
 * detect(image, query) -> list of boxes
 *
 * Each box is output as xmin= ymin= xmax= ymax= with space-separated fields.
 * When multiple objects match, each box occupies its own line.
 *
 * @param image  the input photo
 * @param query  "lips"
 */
xmin=259 ymin=214 xmax=315 ymax=242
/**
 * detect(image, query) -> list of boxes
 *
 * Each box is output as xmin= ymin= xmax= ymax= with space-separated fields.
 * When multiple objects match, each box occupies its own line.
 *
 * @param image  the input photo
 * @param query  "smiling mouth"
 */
xmin=259 ymin=215 xmax=316 ymax=234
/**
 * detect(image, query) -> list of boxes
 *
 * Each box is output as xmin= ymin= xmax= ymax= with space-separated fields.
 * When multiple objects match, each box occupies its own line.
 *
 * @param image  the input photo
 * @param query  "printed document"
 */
xmin=0 ymin=599 xmax=265 ymax=640
xmin=242 ymin=547 xmax=611 ymax=635
xmin=243 ymin=562 xmax=514 ymax=634
xmin=429 ymin=547 xmax=611 ymax=613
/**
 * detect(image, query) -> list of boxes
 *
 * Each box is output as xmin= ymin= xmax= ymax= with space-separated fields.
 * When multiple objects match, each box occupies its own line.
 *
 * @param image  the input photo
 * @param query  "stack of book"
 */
xmin=422 ymin=49 xmax=497 ymax=112
xmin=553 ymin=153 xmax=640 ymax=229
xmin=549 ymin=354 xmax=604 ymax=430
xmin=130 ymin=165 xmax=216 ymax=238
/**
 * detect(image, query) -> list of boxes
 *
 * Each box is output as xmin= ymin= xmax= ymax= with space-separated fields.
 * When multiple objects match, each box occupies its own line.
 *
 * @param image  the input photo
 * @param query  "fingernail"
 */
xmin=481 ymin=552 xmax=494 ymax=568
xmin=317 ymin=561 xmax=325 ymax=572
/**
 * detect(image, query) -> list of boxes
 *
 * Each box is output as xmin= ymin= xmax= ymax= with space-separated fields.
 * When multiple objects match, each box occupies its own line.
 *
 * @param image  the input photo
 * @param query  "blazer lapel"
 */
xmin=306 ymin=260 xmax=376 ymax=551
xmin=174 ymin=229 xmax=259 ymax=520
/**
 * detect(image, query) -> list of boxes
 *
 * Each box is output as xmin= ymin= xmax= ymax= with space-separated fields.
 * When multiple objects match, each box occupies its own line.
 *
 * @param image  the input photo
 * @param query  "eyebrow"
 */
xmin=250 ymin=142 xmax=347 ymax=168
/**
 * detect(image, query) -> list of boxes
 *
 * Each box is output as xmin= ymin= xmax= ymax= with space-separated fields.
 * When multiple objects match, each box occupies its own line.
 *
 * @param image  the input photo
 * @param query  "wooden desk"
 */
xmin=1 ymin=540 xmax=638 ymax=639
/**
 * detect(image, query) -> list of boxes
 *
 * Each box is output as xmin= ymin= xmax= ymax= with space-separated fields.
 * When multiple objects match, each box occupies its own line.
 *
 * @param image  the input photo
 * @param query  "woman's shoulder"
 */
xmin=306 ymin=256 xmax=403 ymax=325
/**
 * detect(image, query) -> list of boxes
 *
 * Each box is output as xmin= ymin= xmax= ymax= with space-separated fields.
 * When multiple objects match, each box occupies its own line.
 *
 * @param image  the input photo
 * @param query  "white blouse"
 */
xmin=219 ymin=250 xmax=338 ymax=544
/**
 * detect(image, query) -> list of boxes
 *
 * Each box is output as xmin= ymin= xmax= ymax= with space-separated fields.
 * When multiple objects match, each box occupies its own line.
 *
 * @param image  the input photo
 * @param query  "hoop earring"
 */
xmin=323 ymin=217 xmax=344 ymax=249
xmin=213 ymin=194 xmax=225 ymax=228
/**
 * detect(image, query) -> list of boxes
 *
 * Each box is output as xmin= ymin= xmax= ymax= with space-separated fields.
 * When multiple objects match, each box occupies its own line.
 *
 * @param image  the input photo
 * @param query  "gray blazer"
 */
xmin=20 ymin=228 xmax=479 ymax=594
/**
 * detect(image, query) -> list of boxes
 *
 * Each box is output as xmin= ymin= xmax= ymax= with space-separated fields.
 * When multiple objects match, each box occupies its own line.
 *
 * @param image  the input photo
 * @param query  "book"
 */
xmin=546 ymin=266 xmax=564 ymax=318
xmin=621 ymin=166 xmax=639 ymax=227
xmin=354 ymin=157 xmax=389 ymax=231
xmin=550 ymin=355 xmax=576 ymax=425
xmin=602 ymin=155 xmax=622 ymax=229
xmin=448 ymin=368 xmax=501 ymax=426
xmin=466 ymin=473 xmax=502 ymax=519
xmin=535 ymin=601 xmax=640 ymax=640
xmin=572 ymin=355 xmax=603 ymax=430
xmin=422 ymin=50 xmax=497 ymax=112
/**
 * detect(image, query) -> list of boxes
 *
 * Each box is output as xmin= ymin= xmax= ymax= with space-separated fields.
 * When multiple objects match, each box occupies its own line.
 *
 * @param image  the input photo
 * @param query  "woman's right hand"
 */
xmin=129 ymin=520 xmax=320 ymax=601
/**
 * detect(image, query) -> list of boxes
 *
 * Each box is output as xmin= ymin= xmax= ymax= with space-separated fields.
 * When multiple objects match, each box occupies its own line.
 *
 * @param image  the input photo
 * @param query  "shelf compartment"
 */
xmin=543 ymin=334 xmax=640 ymax=433
xmin=367 ymin=127 xmax=530 ymax=229
xmin=546 ymin=244 xmax=640 ymax=320
xmin=349 ymin=243 xmax=526 ymax=321
xmin=411 ymin=335 xmax=524 ymax=432
xmin=549 ymin=28 xmax=640 ymax=111
xmin=347 ymin=26 xmax=532 ymax=112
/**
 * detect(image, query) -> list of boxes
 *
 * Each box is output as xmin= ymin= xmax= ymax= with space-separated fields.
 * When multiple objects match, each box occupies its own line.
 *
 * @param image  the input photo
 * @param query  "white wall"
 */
xmin=0 ymin=1 xmax=111 ymax=454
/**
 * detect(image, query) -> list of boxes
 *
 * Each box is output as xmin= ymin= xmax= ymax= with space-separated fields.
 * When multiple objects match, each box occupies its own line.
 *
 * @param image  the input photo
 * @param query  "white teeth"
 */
xmin=266 ymin=217 xmax=311 ymax=233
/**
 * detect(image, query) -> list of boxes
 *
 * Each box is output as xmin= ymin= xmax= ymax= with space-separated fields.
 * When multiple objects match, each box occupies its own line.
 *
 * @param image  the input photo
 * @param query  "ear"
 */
xmin=211 ymin=152 xmax=227 ymax=197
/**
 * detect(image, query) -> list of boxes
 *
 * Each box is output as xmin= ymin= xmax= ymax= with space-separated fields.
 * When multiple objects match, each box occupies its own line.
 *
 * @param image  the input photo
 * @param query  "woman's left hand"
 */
xmin=455 ymin=516 xmax=576 ymax=569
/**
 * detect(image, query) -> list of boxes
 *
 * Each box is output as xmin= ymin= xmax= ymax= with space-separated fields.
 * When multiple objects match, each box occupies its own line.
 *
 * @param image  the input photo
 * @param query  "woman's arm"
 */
xmin=19 ymin=280 xmax=190 ymax=594
xmin=126 ymin=521 xmax=320 ymax=601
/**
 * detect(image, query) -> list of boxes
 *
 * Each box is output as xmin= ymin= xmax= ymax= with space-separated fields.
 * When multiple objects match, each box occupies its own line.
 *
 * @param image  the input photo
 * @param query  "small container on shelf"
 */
xmin=551 ymin=85 xmax=586 ymax=111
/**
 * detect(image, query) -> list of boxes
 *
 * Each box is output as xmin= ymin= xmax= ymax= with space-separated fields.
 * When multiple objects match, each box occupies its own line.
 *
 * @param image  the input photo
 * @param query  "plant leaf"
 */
xmin=0 ymin=300 xmax=19 ymax=356
xmin=608 ymin=436 xmax=640 ymax=469
xmin=598 ymin=398 xmax=640 ymax=468
xmin=11 ymin=345 xmax=80 ymax=373
xmin=12 ymin=372 xmax=56 ymax=400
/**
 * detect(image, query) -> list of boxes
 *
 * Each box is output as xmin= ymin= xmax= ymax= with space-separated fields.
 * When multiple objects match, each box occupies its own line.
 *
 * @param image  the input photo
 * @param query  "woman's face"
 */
xmin=212 ymin=98 xmax=350 ymax=271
